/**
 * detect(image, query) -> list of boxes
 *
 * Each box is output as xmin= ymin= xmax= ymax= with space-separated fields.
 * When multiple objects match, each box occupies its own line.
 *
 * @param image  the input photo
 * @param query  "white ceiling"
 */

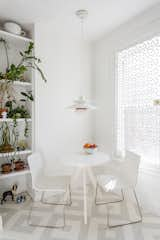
xmin=0 ymin=0 xmax=159 ymax=40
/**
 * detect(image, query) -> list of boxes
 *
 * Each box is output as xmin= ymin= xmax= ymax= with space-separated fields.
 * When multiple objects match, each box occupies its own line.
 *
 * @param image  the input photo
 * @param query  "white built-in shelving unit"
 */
xmin=0 ymin=28 xmax=34 ymax=179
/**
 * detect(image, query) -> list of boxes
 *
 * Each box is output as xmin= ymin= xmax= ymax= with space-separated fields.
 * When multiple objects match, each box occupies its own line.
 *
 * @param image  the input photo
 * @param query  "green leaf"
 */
xmin=35 ymin=64 xmax=47 ymax=82
xmin=24 ymin=42 xmax=34 ymax=55
xmin=19 ymin=51 xmax=24 ymax=56
xmin=20 ymin=91 xmax=34 ymax=101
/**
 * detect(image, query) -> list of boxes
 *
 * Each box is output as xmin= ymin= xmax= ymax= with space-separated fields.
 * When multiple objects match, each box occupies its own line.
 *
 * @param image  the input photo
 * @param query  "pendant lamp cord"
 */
xmin=81 ymin=18 xmax=85 ymax=42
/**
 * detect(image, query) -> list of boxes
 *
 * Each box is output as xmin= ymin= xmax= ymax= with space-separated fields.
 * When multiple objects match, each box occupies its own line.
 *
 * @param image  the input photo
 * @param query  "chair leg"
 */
xmin=95 ymin=183 xmax=124 ymax=205
xmin=28 ymin=190 xmax=68 ymax=228
xmin=67 ymin=184 xmax=72 ymax=206
xmin=107 ymin=188 xmax=142 ymax=228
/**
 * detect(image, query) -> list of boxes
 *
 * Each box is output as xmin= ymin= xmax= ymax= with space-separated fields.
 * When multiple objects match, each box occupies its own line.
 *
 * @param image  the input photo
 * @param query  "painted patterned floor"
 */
xmin=0 ymin=187 xmax=160 ymax=240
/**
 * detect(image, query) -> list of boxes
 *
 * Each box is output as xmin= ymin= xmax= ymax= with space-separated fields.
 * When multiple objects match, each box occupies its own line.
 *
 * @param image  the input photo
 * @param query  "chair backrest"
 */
xmin=122 ymin=150 xmax=141 ymax=187
xmin=28 ymin=152 xmax=44 ymax=189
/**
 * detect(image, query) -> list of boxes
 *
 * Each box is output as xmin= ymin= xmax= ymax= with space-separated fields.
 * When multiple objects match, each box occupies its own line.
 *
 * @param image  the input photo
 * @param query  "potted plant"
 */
xmin=0 ymin=82 xmax=15 ymax=118
xmin=5 ymin=90 xmax=33 ymax=138
xmin=14 ymin=158 xmax=25 ymax=171
xmin=1 ymin=162 xmax=12 ymax=173
xmin=16 ymin=139 xmax=28 ymax=151
xmin=0 ymin=122 xmax=14 ymax=153
xmin=0 ymin=40 xmax=46 ymax=82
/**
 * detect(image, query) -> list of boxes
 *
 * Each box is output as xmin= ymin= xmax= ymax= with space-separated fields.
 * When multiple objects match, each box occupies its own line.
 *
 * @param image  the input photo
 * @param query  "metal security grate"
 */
xmin=117 ymin=36 xmax=160 ymax=167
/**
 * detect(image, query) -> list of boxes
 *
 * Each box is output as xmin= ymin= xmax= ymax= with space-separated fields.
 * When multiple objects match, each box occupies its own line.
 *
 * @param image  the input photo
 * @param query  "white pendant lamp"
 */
xmin=68 ymin=10 xmax=96 ymax=112
xmin=68 ymin=96 xmax=96 ymax=111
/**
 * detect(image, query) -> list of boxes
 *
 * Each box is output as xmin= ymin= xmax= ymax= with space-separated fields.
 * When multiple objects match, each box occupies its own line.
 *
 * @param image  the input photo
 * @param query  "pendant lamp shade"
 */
xmin=68 ymin=96 xmax=96 ymax=111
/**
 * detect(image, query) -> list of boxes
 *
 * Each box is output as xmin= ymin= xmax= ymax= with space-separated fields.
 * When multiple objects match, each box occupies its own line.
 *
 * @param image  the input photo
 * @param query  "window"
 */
xmin=117 ymin=36 xmax=160 ymax=167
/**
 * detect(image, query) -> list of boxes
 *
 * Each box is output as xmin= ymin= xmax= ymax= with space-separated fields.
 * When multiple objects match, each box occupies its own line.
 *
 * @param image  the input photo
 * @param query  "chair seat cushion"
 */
xmin=97 ymin=175 xmax=126 ymax=192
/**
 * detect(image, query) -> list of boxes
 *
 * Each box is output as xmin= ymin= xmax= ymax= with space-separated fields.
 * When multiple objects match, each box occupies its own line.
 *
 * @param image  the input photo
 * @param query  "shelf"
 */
xmin=13 ymin=81 xmax=31 ymax=87
xmin=0 ymin=118 xmax=32 ymax=123
xmin=0 ymin=80 xmax=31 ymax=87
xmin=0 ymin=150 xmax=32 ymax=157
xmin=0 ymin=168 xmax=30 ymax=179
xmin=0 ymin=29 xmax=33 ymax=43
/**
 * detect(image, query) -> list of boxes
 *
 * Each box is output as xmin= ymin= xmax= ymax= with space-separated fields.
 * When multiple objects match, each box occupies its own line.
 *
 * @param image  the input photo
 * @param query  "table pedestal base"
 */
xmin=71 ymin=166 xmax=97 ymax=224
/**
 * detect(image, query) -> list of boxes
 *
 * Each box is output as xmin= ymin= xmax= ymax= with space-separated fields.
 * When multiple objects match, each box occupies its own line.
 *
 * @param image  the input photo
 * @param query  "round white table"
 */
xmin=61 ymin=151 xmax=110 ymax=224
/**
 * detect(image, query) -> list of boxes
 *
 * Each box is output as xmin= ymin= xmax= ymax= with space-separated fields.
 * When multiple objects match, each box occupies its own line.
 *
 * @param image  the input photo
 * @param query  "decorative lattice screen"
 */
xmin=117 ymin=36 xmax=160 ymax=167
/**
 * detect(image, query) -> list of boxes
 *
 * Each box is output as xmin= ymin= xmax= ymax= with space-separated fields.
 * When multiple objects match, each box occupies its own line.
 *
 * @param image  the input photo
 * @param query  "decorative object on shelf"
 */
xmin=15 ymin=193 xmax=26 ymax=204
xmin=0 ymin=108 xmax=7 ymax=118
xmin=83 ymin=143 xmax=98 ymax=154
xmin=3 ymin=22 xmax=25 ymax=36
xmin=1 ymin=163 xmax=12 ymax=173
xmin=68 ymin=96 xmax=96 ymax=111
xmin=1 ymin=111 xmax=7 ymax=119
xmin=1 ymin=184 xmax=17 ymax=204
xmin=14 ymin=159 xmax=25 ymax=171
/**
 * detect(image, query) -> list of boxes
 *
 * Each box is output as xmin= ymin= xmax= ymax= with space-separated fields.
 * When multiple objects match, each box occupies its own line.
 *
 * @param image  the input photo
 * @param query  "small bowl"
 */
xmin=84 ymin=147 xmax=98 ymax=154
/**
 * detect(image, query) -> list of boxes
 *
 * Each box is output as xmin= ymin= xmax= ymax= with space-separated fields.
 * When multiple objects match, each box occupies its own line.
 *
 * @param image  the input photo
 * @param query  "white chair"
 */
xmin=95 ymin=150 xmax=142 ymax=228
xmin=28 ymin=152 xmax=72 ymax=228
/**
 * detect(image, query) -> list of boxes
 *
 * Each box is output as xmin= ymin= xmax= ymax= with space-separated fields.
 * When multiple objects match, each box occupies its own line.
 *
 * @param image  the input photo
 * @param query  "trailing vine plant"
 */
xmin=0 ymin=39 xmax=47 ymax=82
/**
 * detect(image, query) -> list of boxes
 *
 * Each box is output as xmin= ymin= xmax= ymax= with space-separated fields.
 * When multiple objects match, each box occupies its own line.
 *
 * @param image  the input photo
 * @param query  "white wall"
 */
xmin=34 ymin=21 xmax=92 ymax=171
xmin=92 ymin=3 xmax=160 ymax=214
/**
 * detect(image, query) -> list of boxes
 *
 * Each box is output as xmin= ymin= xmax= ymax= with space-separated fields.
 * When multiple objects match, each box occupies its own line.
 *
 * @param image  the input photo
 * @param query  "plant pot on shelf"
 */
xmin=0 ymin=108 xmax=7 ymax=118
xmin=0 ymin=144 xmax=14 ymax=153
xmin=0 ymin=122 xmax=14 ymax=153
xmin=1 ymin=163 xmax=12 ymax=174
xmin=14 ymin=160 xmax=25 ymax=171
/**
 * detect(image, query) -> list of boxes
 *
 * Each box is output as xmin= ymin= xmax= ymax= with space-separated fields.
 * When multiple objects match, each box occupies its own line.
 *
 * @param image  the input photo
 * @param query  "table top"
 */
xmin=60 ymin=151 xmax=110 ymax=167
